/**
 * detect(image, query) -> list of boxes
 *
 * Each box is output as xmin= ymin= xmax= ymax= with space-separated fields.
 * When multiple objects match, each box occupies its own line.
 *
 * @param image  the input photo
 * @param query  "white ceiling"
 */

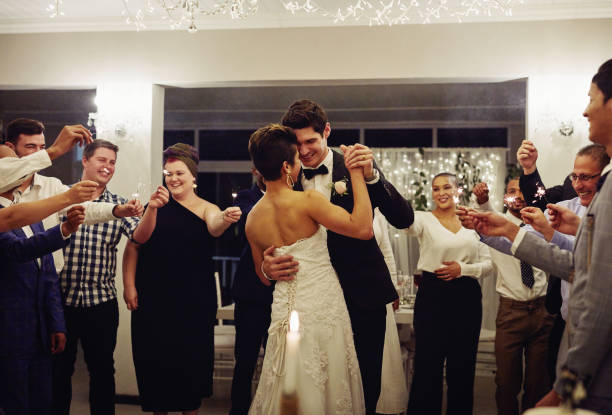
xmin=0 ymin=0 xmax=611 ymax=33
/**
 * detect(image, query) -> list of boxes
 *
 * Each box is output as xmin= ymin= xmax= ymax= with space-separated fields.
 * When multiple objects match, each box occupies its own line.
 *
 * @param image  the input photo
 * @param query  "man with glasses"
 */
xmin=516 ymin=141 xmax=609 ymax=386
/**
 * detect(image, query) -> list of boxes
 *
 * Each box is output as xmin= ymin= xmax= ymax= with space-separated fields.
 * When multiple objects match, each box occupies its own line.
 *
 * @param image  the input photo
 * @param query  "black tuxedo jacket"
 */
xmin=295 ymin=150 xmax=414 ymax=310
xmin=231 ymin=185 xmax=274 ymax=306
xmin=519 ymin=168 xmax=577 ymax=212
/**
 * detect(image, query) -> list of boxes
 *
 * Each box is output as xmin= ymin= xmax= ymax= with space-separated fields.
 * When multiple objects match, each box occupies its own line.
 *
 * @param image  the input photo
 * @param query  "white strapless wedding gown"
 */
xmin=248 ymin=226 xmax=365 ymax=415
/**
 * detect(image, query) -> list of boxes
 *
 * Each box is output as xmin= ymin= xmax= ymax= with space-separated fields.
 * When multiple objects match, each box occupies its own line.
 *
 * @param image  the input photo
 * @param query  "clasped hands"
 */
xmin=340 ymin=143 xmax=376 ymax=181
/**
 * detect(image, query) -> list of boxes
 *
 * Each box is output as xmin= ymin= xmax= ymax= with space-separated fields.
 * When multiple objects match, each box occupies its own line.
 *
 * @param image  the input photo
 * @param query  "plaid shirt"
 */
xmin=61 ymin=189 xmax=139 ymax=307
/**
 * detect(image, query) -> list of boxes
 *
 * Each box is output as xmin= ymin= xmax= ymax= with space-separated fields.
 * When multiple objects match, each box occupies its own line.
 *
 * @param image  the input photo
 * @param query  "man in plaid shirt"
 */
xmin=52 ymin=140 xmax=152 ymax=415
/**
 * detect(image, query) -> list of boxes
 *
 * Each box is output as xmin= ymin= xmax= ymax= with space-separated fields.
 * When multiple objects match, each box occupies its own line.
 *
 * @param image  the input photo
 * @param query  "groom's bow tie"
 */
xmin=303 ymin=165 xmax=329 ymax=180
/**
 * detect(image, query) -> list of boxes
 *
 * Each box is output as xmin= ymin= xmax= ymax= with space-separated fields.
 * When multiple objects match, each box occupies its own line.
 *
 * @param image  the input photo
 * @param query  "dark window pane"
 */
xmin=328 ymin=129 xmax=360 ymax=147
xmin=164 ymin=130 xmax=195 ymax=147
xmin=196 ymin=172 xmax=253 ymax=258
xmin=199 ymin=130 xmax=252 ymax=160
xmin=364 ymin=129 xmax=432 ymax=147
xmin=437 ymin=128 xmax=507 ymax=147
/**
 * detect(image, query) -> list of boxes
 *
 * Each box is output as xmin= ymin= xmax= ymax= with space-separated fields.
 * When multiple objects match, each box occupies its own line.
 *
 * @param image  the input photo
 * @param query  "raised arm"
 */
xmin=343 ymin=143 xmax=414 ymax=229
xmin=0 ymin=180 xmax=97 ymax=232
xmin=305 ymin=166 xmax=373 ymax=240
xmin=131 ymin=186 xmax=169 ymax=244
xmin=0 ymin=148 xmax=51 ymax=193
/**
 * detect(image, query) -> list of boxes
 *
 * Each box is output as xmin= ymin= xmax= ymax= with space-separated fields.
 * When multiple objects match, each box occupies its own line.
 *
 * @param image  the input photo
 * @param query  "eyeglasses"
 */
xmin=569 ymin=173 xmax=601 ymax=182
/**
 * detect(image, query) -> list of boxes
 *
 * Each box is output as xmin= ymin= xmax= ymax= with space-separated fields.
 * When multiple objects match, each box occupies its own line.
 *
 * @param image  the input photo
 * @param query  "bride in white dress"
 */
xmin=245 ymin=124 xmax=373 ymax=415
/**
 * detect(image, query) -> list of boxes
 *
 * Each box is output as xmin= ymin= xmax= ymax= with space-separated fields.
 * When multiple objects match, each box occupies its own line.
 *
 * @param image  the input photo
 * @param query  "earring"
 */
xmin=286 ymin=173 xmax=295 ymax=188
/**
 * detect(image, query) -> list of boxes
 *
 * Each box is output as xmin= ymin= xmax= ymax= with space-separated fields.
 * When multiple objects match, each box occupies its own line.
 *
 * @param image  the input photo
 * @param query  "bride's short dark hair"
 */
xmin=249 ymin=124 xmax=298 ymax=181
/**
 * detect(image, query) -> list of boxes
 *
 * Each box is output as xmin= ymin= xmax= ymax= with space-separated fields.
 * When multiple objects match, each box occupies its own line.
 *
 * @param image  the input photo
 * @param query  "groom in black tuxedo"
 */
xmin=262 ymin=99 xmax=414 ymax=414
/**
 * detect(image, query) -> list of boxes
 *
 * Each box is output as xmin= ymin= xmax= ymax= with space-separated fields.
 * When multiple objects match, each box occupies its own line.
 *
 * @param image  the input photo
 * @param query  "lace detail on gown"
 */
xmin=248 ymin=226 xmax=365 ymax=415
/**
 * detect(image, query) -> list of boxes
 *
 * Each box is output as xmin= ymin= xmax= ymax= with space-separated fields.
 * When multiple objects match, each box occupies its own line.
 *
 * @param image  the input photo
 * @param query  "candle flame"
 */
xmin=289 ymin=310 xmax=299 ymax=332
xmin=453 ymin=196 xmax=460 ymax=204
xmin=162 ymin=169 xmax=170 ymax=176
xmin=232 ymin=192 xmax=238 ymax=199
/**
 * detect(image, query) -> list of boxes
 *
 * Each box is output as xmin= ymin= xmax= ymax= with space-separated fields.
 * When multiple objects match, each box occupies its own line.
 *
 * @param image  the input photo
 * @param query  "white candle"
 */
xmin=283 ymin=310 xmax=300 ymax=396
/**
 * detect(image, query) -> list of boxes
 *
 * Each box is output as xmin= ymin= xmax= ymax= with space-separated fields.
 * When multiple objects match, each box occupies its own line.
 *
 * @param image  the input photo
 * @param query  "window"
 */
xmin=437 ymin=128 xmax=507 ymax=147
xmin=365 ymin=128 xmax=433 ymax=147
xmin=198 ymin=130 xmax=252 ymax=160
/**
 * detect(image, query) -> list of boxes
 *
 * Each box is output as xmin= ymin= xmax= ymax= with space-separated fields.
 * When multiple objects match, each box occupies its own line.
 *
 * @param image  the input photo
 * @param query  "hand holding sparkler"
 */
xmin=472 ymin=182 xmax=489 ymax=205
xmin=517 ymin=139 xmax=538 ymax=175
xmin=547 ymin=204 xmax=581 ymax=236
xmin=520 ymin=206 xmax=555 ymax=241
xmin=456 ymin=205 xmax=477 ymax=230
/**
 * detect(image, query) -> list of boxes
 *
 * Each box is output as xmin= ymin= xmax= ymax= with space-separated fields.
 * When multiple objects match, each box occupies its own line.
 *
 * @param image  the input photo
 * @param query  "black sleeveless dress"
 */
xmin=131 ymin=198 xmax=216 ymax=412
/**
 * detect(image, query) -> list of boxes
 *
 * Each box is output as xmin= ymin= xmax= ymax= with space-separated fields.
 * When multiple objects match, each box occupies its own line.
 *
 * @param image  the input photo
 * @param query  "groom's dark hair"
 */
xmin=281 ymin=99 xmax=328 ymax=135
xmin=249 ymin=124 xmax=298 ymax=181
xmin=593 ymin=59 xmax=612 ymax=103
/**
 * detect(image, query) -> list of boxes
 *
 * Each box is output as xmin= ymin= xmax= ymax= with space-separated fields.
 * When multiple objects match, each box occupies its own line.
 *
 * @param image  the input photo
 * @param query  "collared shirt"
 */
xmin=1 ymin=173 xmax=117 ymax=274
xmin=301 ymin=148 xmax=381 ymax=201
xmin=61 ymin=188 xmax=140 ymax=308
xmin=301 ymin=149 xmax=334 ymax=200
xmin=0 ymin=150 xmax=51 ymax=193
xmin=480 ymin=209 xmax=548 ymax=301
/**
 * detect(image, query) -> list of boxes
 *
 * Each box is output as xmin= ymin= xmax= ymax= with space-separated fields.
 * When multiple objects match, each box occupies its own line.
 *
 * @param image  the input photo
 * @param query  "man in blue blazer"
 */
xmin=0 ymin=205 xmax=84 ymax=415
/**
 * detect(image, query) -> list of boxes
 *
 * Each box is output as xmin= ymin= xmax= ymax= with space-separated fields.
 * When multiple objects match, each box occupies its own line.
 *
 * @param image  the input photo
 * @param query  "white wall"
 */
xmin=1 ymin=18 xmax=609 ymax=394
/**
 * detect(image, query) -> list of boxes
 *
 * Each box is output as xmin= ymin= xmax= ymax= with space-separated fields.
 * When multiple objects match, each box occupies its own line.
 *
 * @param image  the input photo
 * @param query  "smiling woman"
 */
xmin=404 ymin=172 xmax=492 ymax=415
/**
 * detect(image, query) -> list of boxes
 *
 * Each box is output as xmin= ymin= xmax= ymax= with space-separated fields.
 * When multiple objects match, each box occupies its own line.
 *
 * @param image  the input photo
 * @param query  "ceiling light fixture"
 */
xmin=121 ymin=0 xmax=259 ymax=32
xmin=283 ymin=0 xmax=523 ymax=25
xmin=46 ymin=0 xmax=64 ymax=18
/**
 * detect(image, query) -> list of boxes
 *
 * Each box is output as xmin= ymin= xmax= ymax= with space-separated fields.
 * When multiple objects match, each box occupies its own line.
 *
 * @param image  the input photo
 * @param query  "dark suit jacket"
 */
xmin=520 ymin=168 xmax=577 ymax=212
xmin=0 ymin=223 xmax=67 ymax=358
xmin=295 ymin=150 xmax=414 ymax=310
xmin=231 ymin=185 xmax=274 ymax=306
xmin=519 ymin=168 xmax=577 ymax=314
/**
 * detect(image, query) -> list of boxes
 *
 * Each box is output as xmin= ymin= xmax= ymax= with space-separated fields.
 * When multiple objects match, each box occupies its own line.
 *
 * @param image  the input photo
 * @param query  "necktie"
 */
xmin=597 ymin=171 xmax=609 ymax=191
xmin=303 ymin=164 xmax=329 ymax=180
xmin=519 ymin=223 xmax=535 ymax=288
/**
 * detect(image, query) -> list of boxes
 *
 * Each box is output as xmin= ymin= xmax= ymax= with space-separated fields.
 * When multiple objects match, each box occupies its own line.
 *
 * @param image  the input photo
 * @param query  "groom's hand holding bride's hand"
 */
xmin=341 ymin=144 xmax=375 ymax=180
xmin=262 ymin=246 xmax=299 ymax=282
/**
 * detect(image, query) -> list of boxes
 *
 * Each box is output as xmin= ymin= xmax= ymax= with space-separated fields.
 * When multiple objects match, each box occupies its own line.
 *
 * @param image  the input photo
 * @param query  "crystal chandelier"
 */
xmin=283 ymin=0 xmax=523 ymax=25
xmin=46 ymin=0 xmax=64 ymax=18
xmin=121 ymin=0 xmax=259 ymax=32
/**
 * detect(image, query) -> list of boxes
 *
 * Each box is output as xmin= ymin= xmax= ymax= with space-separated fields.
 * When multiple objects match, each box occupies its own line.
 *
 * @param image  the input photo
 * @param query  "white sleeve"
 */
xmin=374 ymin=210 xmax=398 ymax=287
xmin=52 ymin=180 xmax=117 ymax=223
xmin=458 ymin=239 xmax=493 ymax=279
xmin=0 ymin=151 xmax=51 ymax=193
xmin=403 ymin=210 xmax=425 ymax=237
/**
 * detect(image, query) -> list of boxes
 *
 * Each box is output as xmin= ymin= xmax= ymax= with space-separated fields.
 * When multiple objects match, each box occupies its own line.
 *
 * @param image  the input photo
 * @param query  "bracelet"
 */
xmin=261 ymin=262 xmax=273 ymax=281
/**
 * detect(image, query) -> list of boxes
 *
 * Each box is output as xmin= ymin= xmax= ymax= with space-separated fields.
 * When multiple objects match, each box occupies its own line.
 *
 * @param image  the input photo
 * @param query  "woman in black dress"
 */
xmin=123 ymin=143 xmax=241 ymax=414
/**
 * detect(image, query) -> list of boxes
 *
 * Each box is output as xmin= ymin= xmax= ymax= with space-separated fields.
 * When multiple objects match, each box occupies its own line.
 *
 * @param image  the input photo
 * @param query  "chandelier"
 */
xmin=283 ymin=0 xmax=523 ymax=25
xmin=121 ymin=0 xmax=259 ymax=32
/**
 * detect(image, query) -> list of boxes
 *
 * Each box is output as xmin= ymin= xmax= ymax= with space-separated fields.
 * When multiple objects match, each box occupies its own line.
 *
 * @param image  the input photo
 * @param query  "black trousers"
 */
xmin=346 ymin=302 xmax=387 ymax=415
xmin=52 ymin=299 xmax=119 ymax=415
xmin=229 ymin=301 xmax=271 ymax=415
xmin=408 ymin=273 xmax=482 ymax=415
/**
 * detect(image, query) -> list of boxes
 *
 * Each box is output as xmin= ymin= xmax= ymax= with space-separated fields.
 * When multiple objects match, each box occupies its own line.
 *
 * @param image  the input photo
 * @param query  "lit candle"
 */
xmin=283 ymin=310 xmax=300 ymax=395
xmin=231 ymin=191 xmax=238 ymax=203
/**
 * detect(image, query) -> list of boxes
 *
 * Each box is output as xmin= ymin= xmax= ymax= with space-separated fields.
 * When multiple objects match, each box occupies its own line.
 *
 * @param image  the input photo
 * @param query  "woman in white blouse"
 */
xmin=405 ymin=173 xmax=492 ymax=415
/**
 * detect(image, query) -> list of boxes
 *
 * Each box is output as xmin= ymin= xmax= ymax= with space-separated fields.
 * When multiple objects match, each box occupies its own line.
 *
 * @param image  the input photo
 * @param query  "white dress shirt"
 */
xmin=404 ymin=211 xmax=492 ymax=279
xmin=0 ymin=173 xmax=117 ymax=274
xmin=486 ymin=210 xmax=548 ymax=301
xmin=0 ymin=150 xmax=51 ymax=193
xmin=301 ymin=149 xmax=334 ymax=200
